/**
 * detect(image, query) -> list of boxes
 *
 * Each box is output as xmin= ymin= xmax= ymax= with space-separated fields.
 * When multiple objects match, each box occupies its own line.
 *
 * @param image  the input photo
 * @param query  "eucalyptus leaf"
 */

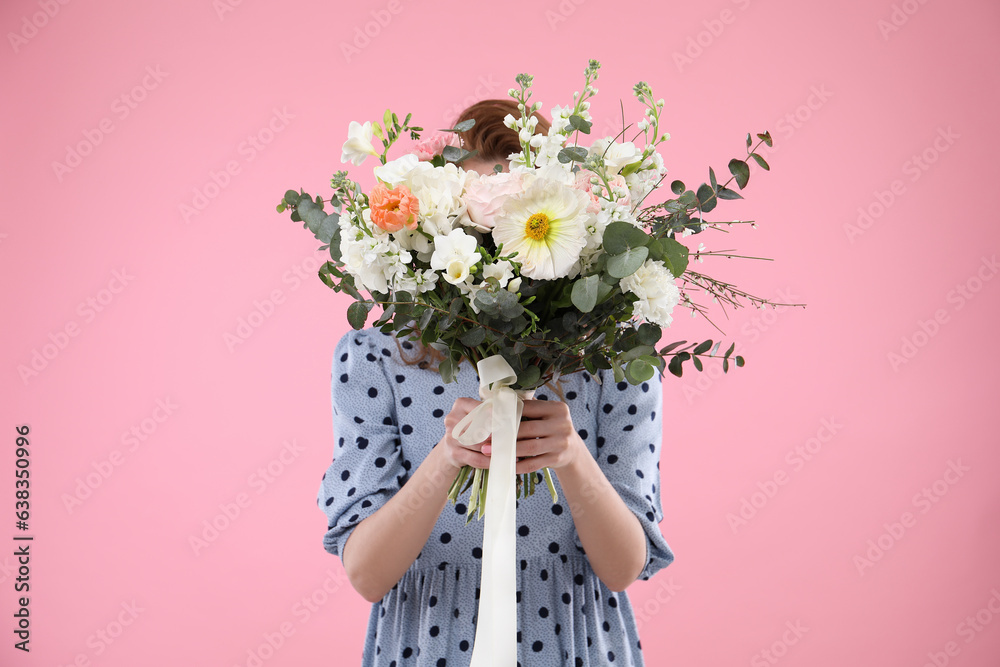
xmin=602 ymin=221 xmax=650 ymax=255
xmin=568 ymin=114 xmax=592 ymax=134
xmin=571 ymin=275 xmax=600 ymax=313
xmin=660 ymin=237 xmax=689 ymax=278
xmin=347 ymin=301 xmax=369 ymax=330
xmin=607 ymin=246 xmax=648 ymax=279
xmin=696 ymin=183 xmax=717 ymax=213
xmin=557 ymin=146 xmax=588 ymax=163
xmin=728 ymin=158 xmax=750 ymax=189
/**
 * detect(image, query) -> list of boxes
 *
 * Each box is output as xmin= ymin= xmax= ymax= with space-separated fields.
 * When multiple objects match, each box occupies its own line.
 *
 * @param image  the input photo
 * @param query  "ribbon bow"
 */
xmin=452 ymin=354 xmax=534 ymax=667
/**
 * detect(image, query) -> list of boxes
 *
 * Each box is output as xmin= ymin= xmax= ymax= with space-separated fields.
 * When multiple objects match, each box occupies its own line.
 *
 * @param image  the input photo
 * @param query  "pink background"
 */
xmin=3 ymin=0 xmax=999 ymax=665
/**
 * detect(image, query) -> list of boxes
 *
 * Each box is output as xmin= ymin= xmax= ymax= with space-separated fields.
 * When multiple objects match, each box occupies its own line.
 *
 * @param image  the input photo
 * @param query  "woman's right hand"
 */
xmin=437 ymin=397 xmax=493 ymax=472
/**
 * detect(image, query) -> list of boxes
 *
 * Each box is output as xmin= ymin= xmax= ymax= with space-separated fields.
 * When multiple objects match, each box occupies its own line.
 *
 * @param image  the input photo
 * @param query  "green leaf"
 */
xmin=443 ymin=145 xmax=473 ymax=162
xmin=328 ymin=226 xmax=343 ymax=261
xmin=557 ymin=146 xmax=589 ymax=163
xmin=626 ymin=358 xmax=655 ymax=383
xmin=568 ymin=114 xmax=592 ymax=134
xmin=606 ymin=246 xmax=648 ymax=279
xmin=659 ymin=340 xmax=687 ymax=355
xmin=283 ymin=190 xmax=300 ymax=205
xmin=518 ymin=364 xmax=541 ymax=388
xmin=347 ymin=301 xmax=369 ymax=330
xmin=709 ymin=167 xmax=718 ymax=191
xmin=723 ymin=358 xmax=730 ymax=373
xmin=637 ymin=322 xmax=661 ymax=346
xmin=276 ymin=203 xmax=285 ymax=213
xmin=439 ymin=357 xmax=456 ymax=384
xmin=419 ymin=306 xmax=434 ymax=331
xmin=735 ymin=355 xmax=745 ymax=367
xmin=315 ymin=212 xmax=340 ymax=244
xmin=611 ymin=358 xmax=625 ymax=383
xmin=668 ymin=354 xmax=684 ymax=378
xmin=670 ymin=180 xmax=685 ymax=195
xmin=571 ymin=274 xmax=600 ymax=313
xmin=602 ymin=221 xmax=650 ymax=255
xmin=756 ymin=131 xmax=773 ymax=147
xmin=724 ymin=342 xmax=735 ymax=359
xmin=746 ymin=132 xmax=752 ymax=150
xmin=693 ymin=339 xmax=713 ymax=355
xmin=717 ymin=186 xmax=743 ymax=201
xmin=728 ymin=158 xmax=750 ymax=189
xmin=696 ymin=183 xmax=717 ymax=213
xmin=749 ymin=152 xmax=770 ymax=171
xmin=447 ymin=118 xmax=475 ymax=132
xmin=692 ymin=356 xmax=703 ymax=372
xmin=660 ymin=237 xmax=689 ymax=278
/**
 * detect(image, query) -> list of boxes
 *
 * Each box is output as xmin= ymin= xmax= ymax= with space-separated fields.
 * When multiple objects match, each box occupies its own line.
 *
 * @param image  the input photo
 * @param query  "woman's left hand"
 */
xmin=480 ymin=399 xmax=585 ymax=474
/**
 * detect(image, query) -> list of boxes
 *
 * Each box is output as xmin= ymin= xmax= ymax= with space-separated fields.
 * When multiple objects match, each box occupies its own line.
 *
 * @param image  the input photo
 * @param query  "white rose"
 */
xmin=463 ymin=171 xmax=523 ymax=233
xmin=374 ymin=154 xmax=419 ymax=185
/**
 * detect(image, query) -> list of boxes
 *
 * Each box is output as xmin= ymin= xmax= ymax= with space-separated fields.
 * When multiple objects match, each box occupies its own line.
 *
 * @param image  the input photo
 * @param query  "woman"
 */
xmin=317 ymin=98 xmax=676 ymax=666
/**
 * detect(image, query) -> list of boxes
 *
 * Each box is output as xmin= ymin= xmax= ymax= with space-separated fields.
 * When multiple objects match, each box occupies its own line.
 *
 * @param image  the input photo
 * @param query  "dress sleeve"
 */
xmin=316 ymin=328 xmax=407 ymax=564
xmin=589 ymin=367 xmax=676 ymax=581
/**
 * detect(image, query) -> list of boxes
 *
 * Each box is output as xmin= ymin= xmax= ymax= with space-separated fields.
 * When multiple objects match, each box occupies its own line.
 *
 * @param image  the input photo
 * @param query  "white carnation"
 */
xmin=619 ymin=258 xmax=681 ymax=328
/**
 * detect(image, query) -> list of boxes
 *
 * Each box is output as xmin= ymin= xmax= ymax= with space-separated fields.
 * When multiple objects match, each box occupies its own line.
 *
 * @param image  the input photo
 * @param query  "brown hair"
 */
xmin=394 ymin=99 xmax=564 ymax=398
xmin=454 ymin=98 xmax=552 ymax=162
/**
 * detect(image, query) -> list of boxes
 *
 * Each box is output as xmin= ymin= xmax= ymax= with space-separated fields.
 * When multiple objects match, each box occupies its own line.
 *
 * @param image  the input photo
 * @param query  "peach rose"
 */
xmin=369 ymin=183 xmax=420 ymax=232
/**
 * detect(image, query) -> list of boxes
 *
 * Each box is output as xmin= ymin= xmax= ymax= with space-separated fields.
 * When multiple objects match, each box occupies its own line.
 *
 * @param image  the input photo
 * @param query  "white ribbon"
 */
xmin=452 ymin=354 xmax=534 ymax=667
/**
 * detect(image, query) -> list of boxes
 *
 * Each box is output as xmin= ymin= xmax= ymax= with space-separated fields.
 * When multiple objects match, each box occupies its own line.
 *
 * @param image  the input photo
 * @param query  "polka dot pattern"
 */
xmin=317 ymin=327 xmax=675 ymax=666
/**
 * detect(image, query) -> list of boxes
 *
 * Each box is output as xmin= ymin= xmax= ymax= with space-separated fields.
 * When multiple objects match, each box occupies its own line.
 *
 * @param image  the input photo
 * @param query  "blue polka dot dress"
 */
xmin=317 ymin=327 xmax=676 ymax=666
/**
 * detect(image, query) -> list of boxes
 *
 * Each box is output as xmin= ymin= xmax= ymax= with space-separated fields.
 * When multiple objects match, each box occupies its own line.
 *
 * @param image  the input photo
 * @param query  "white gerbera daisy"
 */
xmin=491 ymin=177 xmax=589 ymax=280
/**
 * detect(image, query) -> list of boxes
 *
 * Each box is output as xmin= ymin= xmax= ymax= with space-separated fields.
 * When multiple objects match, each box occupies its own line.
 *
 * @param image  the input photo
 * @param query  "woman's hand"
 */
xmin=481 ymin=399 xmax=585 ymax=474
xmin=437 ymin=397 xmax=494 ymax=472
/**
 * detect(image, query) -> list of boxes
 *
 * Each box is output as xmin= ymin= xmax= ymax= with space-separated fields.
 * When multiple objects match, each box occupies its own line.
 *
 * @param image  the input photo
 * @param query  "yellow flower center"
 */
xmin=525 ymin=212 xmax=550 ymax=241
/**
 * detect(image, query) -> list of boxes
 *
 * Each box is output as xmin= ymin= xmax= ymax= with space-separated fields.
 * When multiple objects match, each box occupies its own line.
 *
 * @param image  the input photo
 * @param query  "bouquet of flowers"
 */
xmin=280 ymin=60 xmax=799 ymax=517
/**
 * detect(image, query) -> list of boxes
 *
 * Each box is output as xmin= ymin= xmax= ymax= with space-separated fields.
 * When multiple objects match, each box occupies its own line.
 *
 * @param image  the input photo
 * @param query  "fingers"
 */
xmin=515 ymin=454 xmax=555 ymax=475
xmin=451 ymin=444 xmax=492 ymax=469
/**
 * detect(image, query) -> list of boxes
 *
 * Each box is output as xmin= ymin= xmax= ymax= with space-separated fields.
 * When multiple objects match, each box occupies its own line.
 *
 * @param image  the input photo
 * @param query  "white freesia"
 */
xmin=600 ymin=140 xmax=640 ymax=174
xmin=619 ymin=258 xmax=681 ymax=328
xmin=430 ymin=228 xmax=482 ymax=285
xmin=481 ymin=259 xmax=515 ymax=288
xmin=341 ymin=121 xmax=379 ymax=166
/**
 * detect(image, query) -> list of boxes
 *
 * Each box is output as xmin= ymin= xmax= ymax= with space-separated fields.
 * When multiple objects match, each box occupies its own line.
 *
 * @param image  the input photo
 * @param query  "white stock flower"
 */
xmin=341 ymin=121 xmax=379 ymax=166
xmin=619 ymin=258 xmax=681 ymax=328
xmin=338 ymin=211 xmax=411 ymax=293
xmin=430 ymin=228 xmax=482 ymax=285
